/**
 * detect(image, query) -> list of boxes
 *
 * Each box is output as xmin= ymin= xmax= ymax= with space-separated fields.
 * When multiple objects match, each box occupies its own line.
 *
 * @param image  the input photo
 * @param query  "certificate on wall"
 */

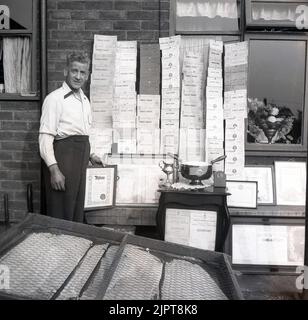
xmin=226 ymin=180 xmax=258 ymax=208
xmin=232 ymin=224 xmax=305 ymax=266
xmin=243 ymin=165 xmax=275 ymax=205
xmin=275 ymin=161 xmax=306 ymax=206
xmin=164 ymin=208 xmax=217 ymax=251
xmin=84 ymin=165 xmax=117 ymax=210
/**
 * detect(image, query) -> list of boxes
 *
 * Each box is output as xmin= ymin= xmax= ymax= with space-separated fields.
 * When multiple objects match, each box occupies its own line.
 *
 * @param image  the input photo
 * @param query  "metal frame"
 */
xmin=274 ymin=160 xmax=306 ymax=206
xmin=0 ymin=0 xmax=38 ymax=100
xmin=84 ymin=165 xmax=117 ymax=211
xmin=243 ymin=164 xmax=276 ymax=205
xmin=226 ymin=215 xmax=305 ymax=274
xmin=226 ymin=180 xmax=258 ymax=209
xmin=245 ymin=33 xmax=308 ymax=154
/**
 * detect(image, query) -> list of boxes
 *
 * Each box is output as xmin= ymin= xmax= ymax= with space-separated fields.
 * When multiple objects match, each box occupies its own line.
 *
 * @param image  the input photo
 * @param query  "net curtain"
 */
xmin=3 ymin=37 xmax=31 ymax=94
xmin=252 ymin=3 xmax=299 ymax=21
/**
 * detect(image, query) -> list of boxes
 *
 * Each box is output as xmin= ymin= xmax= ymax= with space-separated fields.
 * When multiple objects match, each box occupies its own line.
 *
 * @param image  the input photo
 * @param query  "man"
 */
xmin=39 ymin=51 xmax=102 ymax=222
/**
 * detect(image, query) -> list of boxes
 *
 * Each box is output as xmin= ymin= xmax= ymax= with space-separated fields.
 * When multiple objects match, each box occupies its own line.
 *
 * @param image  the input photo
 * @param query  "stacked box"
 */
xmin=159 ymin=36 xmax=181 ymax=155
xmin=113 ymin=41 xmax=138 ymax=153
xmin=136 ymin=95 xmax=161 ymax=154
xmin=205 ymin=40 xmax=225 ymax=172
xmin=179 ymin=48 xmax=206 ymax=162
xmin=139 ymin=44 xmax=160 ymax=95
xmin=90 ymin=35 xmax=117 ymax=156
xmin=90 ymin=35 xmax=117 ymax=129
xmin=223 ymin=42 xmax=248 ymax=179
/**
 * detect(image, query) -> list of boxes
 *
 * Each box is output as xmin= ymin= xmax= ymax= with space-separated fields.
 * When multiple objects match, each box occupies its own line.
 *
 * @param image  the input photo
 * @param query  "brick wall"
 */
xmin=0 ymin=101 xmax=41 ymax=221
xmin=0 ymin=4 xmax=41 ymax=222
xmin=0 ymin=0 xmax=171 ymax=222
xmin=47 ymin=0 xmax=170 ymax=93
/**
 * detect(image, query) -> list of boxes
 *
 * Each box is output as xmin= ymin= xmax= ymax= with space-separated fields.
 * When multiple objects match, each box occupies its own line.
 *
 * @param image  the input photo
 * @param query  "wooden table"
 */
xmin=156 ymin=187 xmax=230 ymax=252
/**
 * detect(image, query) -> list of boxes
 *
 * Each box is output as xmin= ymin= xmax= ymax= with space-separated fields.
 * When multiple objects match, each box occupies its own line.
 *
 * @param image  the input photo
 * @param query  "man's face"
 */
xmin=65 ymin=61 xmax=89 ymax=91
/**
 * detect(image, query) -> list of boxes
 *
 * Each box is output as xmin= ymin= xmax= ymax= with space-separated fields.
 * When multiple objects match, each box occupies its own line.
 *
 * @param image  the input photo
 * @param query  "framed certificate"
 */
xmin=107 ymin=154 xmax=166 ymax=205
xmin=164 ymin=208 xmax=217 ymax=251
xmin=232 ymin=222 xmax=305 ymax=267
xmin=226 ymin=180 xmax=258 ymax=209
xmin=84 ymin=165 xmax=117 ymax=210
xmin=275 ymin=161 xmax=306 ymax=206
xmin=243 ymin=165 xmax=275 ymax=205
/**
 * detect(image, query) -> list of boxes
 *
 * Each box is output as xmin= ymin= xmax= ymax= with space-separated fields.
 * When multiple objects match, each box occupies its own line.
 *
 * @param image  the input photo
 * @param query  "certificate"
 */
xmin=84 ymin=165 xmax=117 ymax=210
xmin=226 ymin=180 xmax=258 ymax=208
xmin=232 ymin=224 xmax=304 ymax=266
xmin=275 ymin=161 xmax=306 ymax=206
xmin=243 ymin=166 xmax=275 ymax=205
xmin=165 ymin=208 xmax=217 ymax=251
xmin=114 ymin=161 xmax=165 ymax=205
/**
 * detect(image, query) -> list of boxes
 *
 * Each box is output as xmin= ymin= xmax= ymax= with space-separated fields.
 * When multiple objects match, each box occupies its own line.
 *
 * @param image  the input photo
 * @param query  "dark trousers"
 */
xmin=43 ymin=135 xmax=90 ymax=223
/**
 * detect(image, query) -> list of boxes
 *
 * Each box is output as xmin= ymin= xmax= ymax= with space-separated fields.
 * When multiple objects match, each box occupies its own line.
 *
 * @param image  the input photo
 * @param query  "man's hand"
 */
xmin=49 ymin=164 xmax=65 ymax=191
xmin=90 ymin=153 xmax=105 ymax=166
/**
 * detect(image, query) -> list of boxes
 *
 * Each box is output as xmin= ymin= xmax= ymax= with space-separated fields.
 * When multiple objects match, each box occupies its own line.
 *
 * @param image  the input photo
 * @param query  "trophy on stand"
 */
xmin=159 ymin=160 xmax=175 ymax=188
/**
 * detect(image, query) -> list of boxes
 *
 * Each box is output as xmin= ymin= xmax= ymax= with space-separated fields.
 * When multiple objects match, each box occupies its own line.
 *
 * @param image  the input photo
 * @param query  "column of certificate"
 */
xmin=112 ymin=41 xmax=137 ymax=154
xmin=136 ymin=95 xmax=161 ymax=154
xmin=89 ymin=35 xmax=117 ymax=156
xmin=159 ymin=35 xmax=181 ymax=155
xmin=139 ymin=43 xmax=160 ymax=95
xmin=179 ymin=49 xmax=206 ymax=162
xmin=205 ymin=40 xmax=224 ymax=172
xmin=224 ymin=42 xmax=248 ymax=179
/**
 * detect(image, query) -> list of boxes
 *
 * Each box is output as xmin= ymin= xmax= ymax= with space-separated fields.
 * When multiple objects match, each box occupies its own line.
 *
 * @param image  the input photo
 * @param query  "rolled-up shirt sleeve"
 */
xmin=39 ymin=93 xmax=62 ymax=136
xmin=39 ymin=93 xmax=62 ymax=167
xmin=39 ymin=133 xmax=57 ymax=167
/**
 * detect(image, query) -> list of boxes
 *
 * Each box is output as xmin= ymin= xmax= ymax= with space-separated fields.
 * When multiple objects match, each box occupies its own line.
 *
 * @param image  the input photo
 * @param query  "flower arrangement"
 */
xmin=247 ymin=98 xmax=295 ymax=144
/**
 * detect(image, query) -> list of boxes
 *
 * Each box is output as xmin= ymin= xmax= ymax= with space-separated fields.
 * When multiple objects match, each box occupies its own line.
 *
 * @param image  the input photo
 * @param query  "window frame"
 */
xmin=245 ymin=0 xmax=308 ymax=29
xmin=169 ymin=0 xmax=244 ymax=36
xmin=244 ymin=32 xmax=308 ymax=155
xmin=0 ymin=0 xmax=38 ymax=100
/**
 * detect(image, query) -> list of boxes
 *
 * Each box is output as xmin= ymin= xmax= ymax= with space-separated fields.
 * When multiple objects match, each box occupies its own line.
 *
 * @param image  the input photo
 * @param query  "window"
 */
xmin=0 ymin=0 xmax=38 ymax=98
xmin=170 ymin=0 xmax=308 ymax=155
xmin=246 ymin=0 xmax=308 ymax=29
xmin=246 ymin=34 xmax=308 ymax=152
xmin=170 ymin=0 xmax=242 ymax=35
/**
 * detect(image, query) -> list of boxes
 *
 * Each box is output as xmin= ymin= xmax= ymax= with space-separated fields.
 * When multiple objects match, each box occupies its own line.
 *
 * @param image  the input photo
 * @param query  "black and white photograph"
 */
xmin=1 ymin=0 xmax=308 ymax=304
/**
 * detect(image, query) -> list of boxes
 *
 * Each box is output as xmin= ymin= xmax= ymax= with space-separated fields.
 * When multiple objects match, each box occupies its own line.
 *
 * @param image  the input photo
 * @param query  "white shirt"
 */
xmin=39 ymin=82 xmax=93 ymax=167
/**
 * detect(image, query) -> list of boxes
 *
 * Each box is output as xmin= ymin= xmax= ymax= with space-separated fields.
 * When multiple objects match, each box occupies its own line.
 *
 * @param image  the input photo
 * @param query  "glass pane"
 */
xmin=176 ymin=0 xmax=240 ymax=32
xmin=0 ymin=37 xmax=32 ymax=94
xmin=247 ymin=39 xmax=305 ymax=145
xmin=251 ymin=2 xmax=302 ymax=23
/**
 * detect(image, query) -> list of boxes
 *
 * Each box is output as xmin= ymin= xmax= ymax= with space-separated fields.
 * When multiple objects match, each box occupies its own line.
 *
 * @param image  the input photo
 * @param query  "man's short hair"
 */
xmin=66 ymin=52 xmax=90 ymax=68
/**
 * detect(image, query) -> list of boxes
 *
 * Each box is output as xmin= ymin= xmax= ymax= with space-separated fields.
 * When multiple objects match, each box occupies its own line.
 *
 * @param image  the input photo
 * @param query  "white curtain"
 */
xmin=252 ymin=4 xmax=297 ymax=21
xmin=177 ymin=0 xmax=238 ymax=18
xmin=3 ymin=37 xmax=31 ymax=94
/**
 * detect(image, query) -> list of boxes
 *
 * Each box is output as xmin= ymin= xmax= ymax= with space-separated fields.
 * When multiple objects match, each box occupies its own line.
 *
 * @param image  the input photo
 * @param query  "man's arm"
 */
xmin=39 ymin=133 xmax=65 ymax=191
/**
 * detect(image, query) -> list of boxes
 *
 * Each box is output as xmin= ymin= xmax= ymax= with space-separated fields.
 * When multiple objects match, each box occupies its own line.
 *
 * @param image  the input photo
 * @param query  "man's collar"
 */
xmin=62 ymin=82 xmax=86 ymax=100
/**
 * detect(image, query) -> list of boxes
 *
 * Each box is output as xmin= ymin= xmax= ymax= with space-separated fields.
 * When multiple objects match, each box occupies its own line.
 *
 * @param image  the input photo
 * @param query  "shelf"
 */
xmin=229 ymin=205 xmax=305 ymax=217
xmin=0 ymin=94 xmax=40 ymax=101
